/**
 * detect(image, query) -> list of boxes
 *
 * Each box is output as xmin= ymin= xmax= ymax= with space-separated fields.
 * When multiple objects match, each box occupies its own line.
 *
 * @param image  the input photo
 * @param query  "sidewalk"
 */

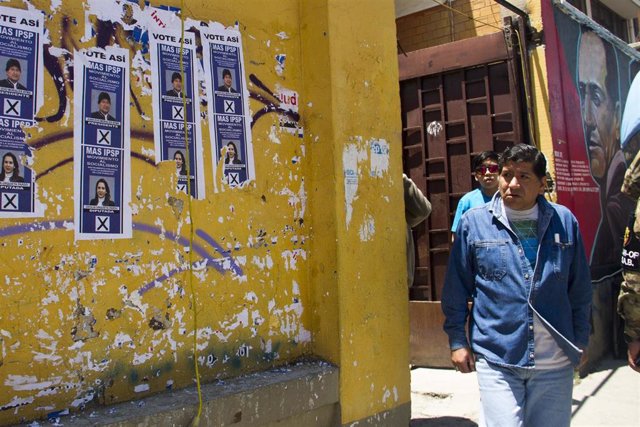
xmin=411 ymin=358 xmax=640 ymax=426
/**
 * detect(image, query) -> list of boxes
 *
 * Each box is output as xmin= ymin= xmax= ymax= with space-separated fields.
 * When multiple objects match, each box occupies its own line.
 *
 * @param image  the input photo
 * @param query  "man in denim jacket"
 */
xmin=442 ymin=144 xmax=592 ymax=427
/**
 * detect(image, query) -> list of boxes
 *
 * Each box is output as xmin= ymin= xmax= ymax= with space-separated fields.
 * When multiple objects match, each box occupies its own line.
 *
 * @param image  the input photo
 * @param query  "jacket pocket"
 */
xmin=474 ymin=241 xmax=508 ymax=280
xmin=551 ymin=240 xmax=573 ymax=281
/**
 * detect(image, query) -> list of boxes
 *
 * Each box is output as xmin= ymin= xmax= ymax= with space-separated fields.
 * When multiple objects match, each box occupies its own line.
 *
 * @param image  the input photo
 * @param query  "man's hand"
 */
xmin=451 ymin=347 xmax=475 ymax=373
xmin=575 ymin=351 xmax=588 ymax=371
xmin=628 ymin=340 xmax=640 ymax=373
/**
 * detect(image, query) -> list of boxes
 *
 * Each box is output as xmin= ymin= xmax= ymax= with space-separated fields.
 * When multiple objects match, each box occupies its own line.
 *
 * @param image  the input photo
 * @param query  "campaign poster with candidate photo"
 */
xmin=73 ymin=46 xmax=131 ymax=240
xmin=149 ymin=29 xmax=205 ymax=199
xmin=0 ymin=6 xmax=44 ymax=218
xmin=202 ymin=25 xmax=255 ymax=189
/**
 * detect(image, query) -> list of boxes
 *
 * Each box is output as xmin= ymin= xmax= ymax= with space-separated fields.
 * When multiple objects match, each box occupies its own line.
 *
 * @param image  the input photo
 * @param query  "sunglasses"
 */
xmin=476 ymin=165 xmax=499 ymax=175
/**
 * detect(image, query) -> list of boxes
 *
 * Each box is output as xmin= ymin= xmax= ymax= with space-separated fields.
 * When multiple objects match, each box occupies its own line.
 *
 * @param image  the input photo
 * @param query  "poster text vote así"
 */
xmin=149 ymin=29 xmax=205 ymax=198
xmin=73 ymin=46 xmax=131 ymax=240
xmin=0 ymin=6 xmax=44 ymax=217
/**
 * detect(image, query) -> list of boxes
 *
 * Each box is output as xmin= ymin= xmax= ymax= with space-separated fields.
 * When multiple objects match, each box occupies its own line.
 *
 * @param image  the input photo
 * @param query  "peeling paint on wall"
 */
xmin=370 ymin=139 xmax=389 ymax=178
xmin=275 ymin=53 xmax=286 ymax=76
xmin=0 ymin=0 xmax=311 ymax=423
xmin=343 ymin=137 xmax=389 ymax=229
xmin=343 ymin=140 xmax=367 ymax=229
xmin=281 ymin=249 xmax=306 ymax=271
xmin=358 ymin=214 xmax=375 ymax=242
xmin=0 ymin=0 xmax=411 ymax=424
xmin=381 ymin=385 xmax=399 ymax=404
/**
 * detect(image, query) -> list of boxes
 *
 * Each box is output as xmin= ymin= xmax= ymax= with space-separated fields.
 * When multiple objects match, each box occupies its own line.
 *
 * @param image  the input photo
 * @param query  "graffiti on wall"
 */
xmin=0 ymin=0 xmax=309 ymax=423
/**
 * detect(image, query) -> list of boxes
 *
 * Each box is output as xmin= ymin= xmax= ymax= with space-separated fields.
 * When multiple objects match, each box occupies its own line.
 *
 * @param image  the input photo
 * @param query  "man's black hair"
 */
xmin=472 ymin=151 xmax=499 ymax=172
xmin=171 ymin=72 xmax=182 ymax=82
xmin=498 ymin=144 xmax=547 ymax=179
xmin=5 ymin=58 xmax=20 ymax=72
xmin=222 ymin=68 xmax=232 ymax=78
xmin=98 ymin=92 xmax=111 ymax=104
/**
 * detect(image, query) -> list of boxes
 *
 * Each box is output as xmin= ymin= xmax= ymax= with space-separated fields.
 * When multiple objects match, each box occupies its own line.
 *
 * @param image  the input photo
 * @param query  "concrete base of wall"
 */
xmin=342 ymin=402 xmax=411 ymax=427
xmin=55 ymin=361 xmax=339 ymax=426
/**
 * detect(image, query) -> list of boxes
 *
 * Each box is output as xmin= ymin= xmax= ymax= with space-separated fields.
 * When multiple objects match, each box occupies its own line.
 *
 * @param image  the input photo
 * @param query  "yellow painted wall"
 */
xmin=301 ymin=0 xmax=410 ymax=423
xmin=0 ymin=0 xmax=408 ymax=425
xmin=301 ymin=1 xmax=410 ymax=423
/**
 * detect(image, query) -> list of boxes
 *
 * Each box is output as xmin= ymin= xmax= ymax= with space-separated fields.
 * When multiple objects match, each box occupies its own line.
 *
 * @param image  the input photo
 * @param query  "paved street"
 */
xmin=411 ymin=358 xmax=640 ymax=426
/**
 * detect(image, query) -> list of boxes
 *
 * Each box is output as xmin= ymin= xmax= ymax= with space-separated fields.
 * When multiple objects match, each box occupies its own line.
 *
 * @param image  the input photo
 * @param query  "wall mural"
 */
xmin=544 ymin=1 xmax=640 ymax=281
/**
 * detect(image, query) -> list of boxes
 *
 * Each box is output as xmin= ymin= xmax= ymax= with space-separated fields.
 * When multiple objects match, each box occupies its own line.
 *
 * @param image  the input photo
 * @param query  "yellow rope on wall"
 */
xmin=178 ymin=0 xmax=203 ymax=424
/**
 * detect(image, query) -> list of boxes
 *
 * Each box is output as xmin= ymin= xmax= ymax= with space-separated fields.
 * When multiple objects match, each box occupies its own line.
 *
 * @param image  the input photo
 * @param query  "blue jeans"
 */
xmin=476 ymin=358 xmax=573 ymax=427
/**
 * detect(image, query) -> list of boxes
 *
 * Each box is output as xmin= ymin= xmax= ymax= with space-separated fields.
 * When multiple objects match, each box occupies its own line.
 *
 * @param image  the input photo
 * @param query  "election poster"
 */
xmin=0 ymin=6 xmax=44 ymax=218
xmin=202 ymin=25 xmax=255 ymax=189
xmin=149 ymin=29 xmax=205 ymax=198
xmin=73 ymin=46 xmax=132 ymax=240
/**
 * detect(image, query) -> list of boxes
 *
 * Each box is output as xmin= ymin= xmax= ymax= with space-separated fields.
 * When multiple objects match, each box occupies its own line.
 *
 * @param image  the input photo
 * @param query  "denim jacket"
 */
xmin=442 ymin=194 xmax=592 ymax=367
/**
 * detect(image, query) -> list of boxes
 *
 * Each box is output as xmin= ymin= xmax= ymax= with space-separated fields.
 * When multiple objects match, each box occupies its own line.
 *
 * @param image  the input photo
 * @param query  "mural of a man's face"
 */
xmin=578 ymin=31 xmax=619 ymax=180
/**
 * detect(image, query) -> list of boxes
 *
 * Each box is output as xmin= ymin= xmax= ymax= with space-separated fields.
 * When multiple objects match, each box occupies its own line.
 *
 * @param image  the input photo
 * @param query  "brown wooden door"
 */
xmin=399 ymin=31 xmax=524 ymax=366
xmin=400 ymin=31 xmax=523 ymax=302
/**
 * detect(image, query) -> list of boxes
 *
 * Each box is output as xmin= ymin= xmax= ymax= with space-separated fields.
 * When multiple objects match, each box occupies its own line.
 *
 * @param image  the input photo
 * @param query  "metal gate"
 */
xmin=399 ymin=30 xmax=524 ymax=366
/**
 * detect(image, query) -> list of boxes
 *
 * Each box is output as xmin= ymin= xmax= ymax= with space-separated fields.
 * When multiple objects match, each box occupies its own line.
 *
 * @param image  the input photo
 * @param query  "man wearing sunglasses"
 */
xmin=451 ymin=151 xmax=499 ymax=238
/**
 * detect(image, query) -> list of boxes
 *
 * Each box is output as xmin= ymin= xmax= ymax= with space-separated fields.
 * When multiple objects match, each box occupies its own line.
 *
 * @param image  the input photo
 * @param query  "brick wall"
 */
xmin=396 ymin=0 xmax=503 ymax=53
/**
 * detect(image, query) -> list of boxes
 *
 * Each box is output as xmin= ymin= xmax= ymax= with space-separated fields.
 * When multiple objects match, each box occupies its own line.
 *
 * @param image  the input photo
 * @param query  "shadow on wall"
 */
xmin=582 ymin=276 xmax=628 ymax=376
xmin=411 ymin=417 xmax=478 ymax=427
